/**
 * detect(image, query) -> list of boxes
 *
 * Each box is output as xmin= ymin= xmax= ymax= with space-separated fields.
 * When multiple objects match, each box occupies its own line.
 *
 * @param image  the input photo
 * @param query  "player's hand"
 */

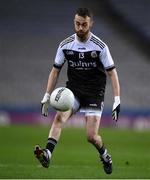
xmin=41 ymin=92 xmax=50 ymax=117
xmin=112 ymin=96 xmax=120 ymax=122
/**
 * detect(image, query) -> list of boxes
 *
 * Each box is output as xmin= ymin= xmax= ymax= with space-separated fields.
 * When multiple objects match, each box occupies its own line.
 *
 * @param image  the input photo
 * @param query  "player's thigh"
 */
xmin=85 ymin=115 xmax=101 ymax=136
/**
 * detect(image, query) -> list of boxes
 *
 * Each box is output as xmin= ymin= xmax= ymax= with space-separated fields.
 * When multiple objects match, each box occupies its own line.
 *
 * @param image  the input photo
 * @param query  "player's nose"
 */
xmin=79 ymin=25 xmax=83 ymax=30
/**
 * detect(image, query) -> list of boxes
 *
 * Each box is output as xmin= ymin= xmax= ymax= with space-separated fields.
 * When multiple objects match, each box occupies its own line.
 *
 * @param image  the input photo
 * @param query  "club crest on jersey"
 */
xmin=91 ymin=51 xmax=97 ymax=58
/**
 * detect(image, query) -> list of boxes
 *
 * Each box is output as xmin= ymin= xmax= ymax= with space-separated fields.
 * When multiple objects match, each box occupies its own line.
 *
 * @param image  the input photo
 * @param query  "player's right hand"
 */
xmin=41 ymin=92 xmax=50 ymax=117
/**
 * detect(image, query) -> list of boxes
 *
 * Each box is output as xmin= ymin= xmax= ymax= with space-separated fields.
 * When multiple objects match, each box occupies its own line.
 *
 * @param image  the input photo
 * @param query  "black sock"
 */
xmin=93 ymin=143 xmax=106 ymax=156
xmin=46 ymin=138 xmax=57 ymax=154
xmin=98 ymin=145 xmax=106 ymax=155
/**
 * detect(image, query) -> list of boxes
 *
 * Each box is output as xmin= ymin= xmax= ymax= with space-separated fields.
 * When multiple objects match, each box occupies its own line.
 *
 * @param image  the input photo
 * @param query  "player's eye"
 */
xmin=76 ymin=22 xmax=80 ymax=26
xmin=82 ymin=23 xmax=87 ymax=27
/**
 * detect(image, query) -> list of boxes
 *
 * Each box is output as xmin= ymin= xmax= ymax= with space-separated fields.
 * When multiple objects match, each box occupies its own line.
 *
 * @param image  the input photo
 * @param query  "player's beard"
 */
xmin=75 ymin=29 xmax=90 ymax=41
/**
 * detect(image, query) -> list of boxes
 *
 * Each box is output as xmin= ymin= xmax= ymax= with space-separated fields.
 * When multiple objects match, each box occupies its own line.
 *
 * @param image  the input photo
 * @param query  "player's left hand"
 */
xmin=112 ymin=96 xmax=120 ymax=122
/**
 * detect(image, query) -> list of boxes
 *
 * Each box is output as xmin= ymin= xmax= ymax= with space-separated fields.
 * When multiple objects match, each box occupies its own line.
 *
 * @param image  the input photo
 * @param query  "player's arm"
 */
xmin=41 ymin=67 xmax=61 ymax=117
xmin=107 ymin=68 xmax=120 ymax=121
xmin=41 ymin=44 xmax=65 ymax=117
xmin=107 ymin=68 xmax=120 ymax=98
xmin=100 ymin=45 xmax=120 ymax=121
xmin=46 ymin=67 xmax=60 ymax=94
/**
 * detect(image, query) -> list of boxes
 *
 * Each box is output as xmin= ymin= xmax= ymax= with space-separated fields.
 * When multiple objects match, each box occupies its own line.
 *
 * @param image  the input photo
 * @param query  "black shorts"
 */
xmin=69 ymin=88 xmax=104 ymax=110
xmin=72 ymin=94 xmax=104 ymax=117
xmin=76 ymin=94 xmax=104 ymax=110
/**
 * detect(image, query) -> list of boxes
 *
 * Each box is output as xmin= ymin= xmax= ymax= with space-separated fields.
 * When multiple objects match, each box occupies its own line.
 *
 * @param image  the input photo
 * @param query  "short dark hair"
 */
xmin=75 ymin=8 xmax=93 ymax=19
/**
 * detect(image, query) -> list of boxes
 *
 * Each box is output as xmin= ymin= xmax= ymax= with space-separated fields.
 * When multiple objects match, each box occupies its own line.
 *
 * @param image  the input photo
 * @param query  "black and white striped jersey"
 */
xmin=53 ymin=32 xmax=115 ymax=97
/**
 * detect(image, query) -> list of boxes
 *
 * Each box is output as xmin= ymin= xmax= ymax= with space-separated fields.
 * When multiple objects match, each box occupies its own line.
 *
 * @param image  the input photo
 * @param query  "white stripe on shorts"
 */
xmin=80 ymin=108 xmax=103 ymax=117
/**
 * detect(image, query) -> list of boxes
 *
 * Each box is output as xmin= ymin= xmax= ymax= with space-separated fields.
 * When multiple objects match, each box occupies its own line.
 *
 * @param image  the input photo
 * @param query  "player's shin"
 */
xmin=87 ymin=134 xmax=106 ymax=156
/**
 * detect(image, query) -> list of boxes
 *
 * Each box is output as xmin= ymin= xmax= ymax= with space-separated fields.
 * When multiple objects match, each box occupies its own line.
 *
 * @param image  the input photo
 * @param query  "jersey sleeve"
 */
xmin=53 ymin=45 xmax=65 ymax=69
xmin=100 ymin=45 xmax=115 ymax=71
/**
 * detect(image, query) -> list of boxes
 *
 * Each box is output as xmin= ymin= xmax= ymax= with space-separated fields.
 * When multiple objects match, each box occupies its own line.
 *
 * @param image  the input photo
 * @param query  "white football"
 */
xmin=50 ymin=87 xmax=75 ymax=111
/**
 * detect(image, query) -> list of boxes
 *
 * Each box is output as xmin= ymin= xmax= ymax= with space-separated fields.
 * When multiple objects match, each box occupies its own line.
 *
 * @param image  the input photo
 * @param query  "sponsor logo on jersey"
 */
xmin=66 ymin=50 xmax=74 ymax=55
xmin=69 ymin=60 xmax=97 ymax=69
xmin=78 ymin=47 xmax=86 ymax=50
xmin=89 ymin=103 xmax=98 ymax=107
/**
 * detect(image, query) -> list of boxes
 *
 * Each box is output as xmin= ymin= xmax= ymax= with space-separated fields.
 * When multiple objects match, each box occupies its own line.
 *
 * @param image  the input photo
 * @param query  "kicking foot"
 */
xmin=34 ymin=144 xmax=50 ymax=168
xmin=100 ymin=153 xmax=112 ymax=174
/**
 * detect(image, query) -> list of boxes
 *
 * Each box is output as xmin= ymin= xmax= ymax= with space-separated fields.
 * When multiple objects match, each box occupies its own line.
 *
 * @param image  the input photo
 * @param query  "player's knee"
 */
xmin=54 ymin=113 xmax=64 ymax=124
xmin=54 ymin=112 xmax=70 ymax=124
xmin=87 ymin=132 xmax=96 ymax=144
